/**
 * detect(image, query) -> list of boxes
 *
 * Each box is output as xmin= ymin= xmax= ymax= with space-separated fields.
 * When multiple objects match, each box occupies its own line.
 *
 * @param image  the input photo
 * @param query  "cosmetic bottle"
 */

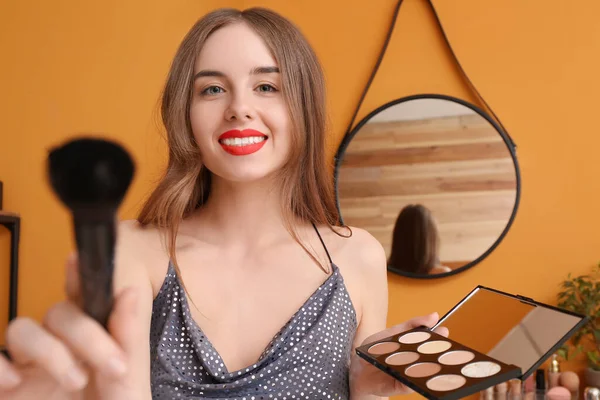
xmin=535 ymin=369 xmax=547 ymax=400
xmin=584 ymin=387 xmax=600 ymax=400
xmin=495 ymin=381 xmax=508 ymax=400
xmin=481 ymin=386 xmax=494 ymax=400
xmin=559 ymin=370 xmax=580 ymax=399
xmin=548 ymin=354 xmax=561 ymax=389
xmin=508 ymin=378 xmax=523 ymax=400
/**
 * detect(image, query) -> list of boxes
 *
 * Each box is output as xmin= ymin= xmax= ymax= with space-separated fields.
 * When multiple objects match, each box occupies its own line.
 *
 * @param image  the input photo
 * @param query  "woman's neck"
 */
xmin=188 ymin=175 xmax=295 ymax=247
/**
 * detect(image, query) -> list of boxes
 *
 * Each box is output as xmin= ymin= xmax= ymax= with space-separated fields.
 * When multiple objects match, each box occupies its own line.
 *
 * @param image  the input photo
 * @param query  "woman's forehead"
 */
xmin=194 ymin=23 xmax=278 ymax=74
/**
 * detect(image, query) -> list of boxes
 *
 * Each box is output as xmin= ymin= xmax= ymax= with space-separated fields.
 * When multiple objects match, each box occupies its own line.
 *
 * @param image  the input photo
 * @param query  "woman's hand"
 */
xmin=0 ymin=254 xmax=146 ymax=400
xmin=350 ymin=312 xmax=449 ymax=398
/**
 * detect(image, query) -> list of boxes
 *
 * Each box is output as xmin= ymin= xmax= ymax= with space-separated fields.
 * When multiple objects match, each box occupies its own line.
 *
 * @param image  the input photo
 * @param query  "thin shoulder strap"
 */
xmin=343 ymin=0 xmax=516 ymax=149
xmin=312 ymin=222 xmax=333 ymax=266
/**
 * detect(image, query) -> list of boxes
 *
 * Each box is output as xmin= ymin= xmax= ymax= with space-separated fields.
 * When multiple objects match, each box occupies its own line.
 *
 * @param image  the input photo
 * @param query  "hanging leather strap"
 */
xmin=344 ymin=0 xmax=516 ymax=148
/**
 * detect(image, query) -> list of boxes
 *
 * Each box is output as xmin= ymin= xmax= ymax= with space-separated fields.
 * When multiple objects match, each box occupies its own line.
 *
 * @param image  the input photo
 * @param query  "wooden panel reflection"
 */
xmin=338 ymin=112 xmax=517 ymax=268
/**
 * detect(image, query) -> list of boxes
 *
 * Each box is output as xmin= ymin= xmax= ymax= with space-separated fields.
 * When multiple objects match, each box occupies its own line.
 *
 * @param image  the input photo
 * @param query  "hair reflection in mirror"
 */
xmin=388 ymin=204 xmax=451 ymax=275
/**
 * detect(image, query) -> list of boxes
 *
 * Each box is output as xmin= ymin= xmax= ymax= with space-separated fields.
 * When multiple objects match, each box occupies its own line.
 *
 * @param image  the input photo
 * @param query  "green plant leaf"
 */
xmin=557 ymin=347 xmax=569 ymax=360
xmin=588 ymin=351 xmax=600 ymax=370
xmin=571 ymin=345 xmax=584 ymax=358
xmin=561 ymin=281 xmax=574 ymax=289
xmin=594 ymin=330 xmax=600 ymax=344
xmin=557 ymin=265 xmax=600 ymax=368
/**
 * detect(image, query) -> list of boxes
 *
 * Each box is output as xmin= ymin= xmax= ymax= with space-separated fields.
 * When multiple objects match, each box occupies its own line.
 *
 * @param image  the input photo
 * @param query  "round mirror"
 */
xmin=334 ymin=94 xmax=520 ymax=278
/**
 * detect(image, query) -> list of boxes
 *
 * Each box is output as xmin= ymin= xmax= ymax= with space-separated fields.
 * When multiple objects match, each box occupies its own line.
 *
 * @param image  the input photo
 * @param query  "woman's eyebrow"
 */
xmin=193 ymin=66 xmax=279 ymax=81
xmin=251 ymin=66 xmax=279 ymax=75
xmin=193 ymin=69 xmax=225 ymax=80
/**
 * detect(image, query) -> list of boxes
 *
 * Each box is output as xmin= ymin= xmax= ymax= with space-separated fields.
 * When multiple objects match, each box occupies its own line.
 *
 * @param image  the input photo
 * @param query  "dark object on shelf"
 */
xmin=0 ymin=210 xmax=20 ymax=358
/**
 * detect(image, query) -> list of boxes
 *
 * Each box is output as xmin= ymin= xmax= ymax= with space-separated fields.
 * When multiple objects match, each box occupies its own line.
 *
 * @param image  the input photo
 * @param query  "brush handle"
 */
xmin=73 ymin=215 xmax=116 ymax=328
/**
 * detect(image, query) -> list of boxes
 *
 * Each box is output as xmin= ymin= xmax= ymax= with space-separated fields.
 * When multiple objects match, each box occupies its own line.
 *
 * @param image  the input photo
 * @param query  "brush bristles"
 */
xmin=48 ymin=137 xmax=135 ymax=209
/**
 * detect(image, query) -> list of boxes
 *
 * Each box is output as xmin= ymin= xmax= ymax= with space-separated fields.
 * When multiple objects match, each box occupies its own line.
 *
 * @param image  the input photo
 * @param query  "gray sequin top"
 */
xmin=149 ymin=233 xmax=358 ymax=399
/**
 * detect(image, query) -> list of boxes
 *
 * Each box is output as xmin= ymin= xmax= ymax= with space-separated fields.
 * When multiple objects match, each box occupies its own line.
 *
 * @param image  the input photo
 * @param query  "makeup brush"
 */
xmin=47 ymin=137 xmax=135 ymax=328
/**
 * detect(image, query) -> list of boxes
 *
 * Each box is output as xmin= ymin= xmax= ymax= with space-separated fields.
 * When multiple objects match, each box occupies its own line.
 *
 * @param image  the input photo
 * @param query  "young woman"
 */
xmin=0 ymin=7 xmax=446 ymax=400
xmin=388 ymin=204 xmax=452 ymax=276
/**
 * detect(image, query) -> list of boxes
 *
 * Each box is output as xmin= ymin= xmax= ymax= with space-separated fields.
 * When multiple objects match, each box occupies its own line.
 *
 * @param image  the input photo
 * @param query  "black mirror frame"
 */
xmin=333 ymin=93 xmax=522 ymax=279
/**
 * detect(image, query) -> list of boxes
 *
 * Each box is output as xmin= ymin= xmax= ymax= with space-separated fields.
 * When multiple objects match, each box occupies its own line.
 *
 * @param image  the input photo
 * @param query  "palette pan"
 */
xmin=357 ymin=328 xmax=521 ymax=400
xmin=355 ymin=286 xmax=588 ymax=400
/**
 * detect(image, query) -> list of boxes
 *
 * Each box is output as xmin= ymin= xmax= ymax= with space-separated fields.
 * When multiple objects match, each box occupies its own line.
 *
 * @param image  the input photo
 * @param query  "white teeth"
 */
xmin=221 ymin=136 xmax=266 ymax=146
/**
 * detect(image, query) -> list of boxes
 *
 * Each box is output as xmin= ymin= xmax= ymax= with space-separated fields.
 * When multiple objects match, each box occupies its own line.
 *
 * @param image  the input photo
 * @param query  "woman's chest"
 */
xmin=154 ymin=250 xmax=354 ymax=371
xmin=150 ymin=276 xmax=355 ymax=400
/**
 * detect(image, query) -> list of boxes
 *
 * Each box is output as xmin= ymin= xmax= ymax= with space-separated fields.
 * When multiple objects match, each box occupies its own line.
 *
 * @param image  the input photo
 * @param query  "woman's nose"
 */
xmin=225 ymin=91 xmax=255 ymax=121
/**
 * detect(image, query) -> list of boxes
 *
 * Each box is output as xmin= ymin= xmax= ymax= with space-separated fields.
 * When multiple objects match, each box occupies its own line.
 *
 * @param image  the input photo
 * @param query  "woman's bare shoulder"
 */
xmin=328 ymin=225 xmax=387 ymax=273
xmin=321 ymin=225 xmax=388 ymax=321
xmin=117 ymin=219 xmax=167 ymax=252
xmin=115 ymin=219 xmax=169 ymax=293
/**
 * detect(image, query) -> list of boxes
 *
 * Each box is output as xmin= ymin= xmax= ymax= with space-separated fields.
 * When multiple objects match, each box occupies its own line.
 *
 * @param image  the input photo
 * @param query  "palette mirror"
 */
xmin=334 ymin=94 xmax=520 ymax=279
xmin=433 ymin=287 xmax=585 ymax=378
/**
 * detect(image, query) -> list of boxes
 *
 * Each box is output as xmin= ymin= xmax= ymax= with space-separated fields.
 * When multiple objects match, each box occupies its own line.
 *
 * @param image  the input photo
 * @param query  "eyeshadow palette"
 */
xmin=355 ymin=286 xmax=588 ymax=400
xmin=356 ymin=328 xmax=521 ymax=400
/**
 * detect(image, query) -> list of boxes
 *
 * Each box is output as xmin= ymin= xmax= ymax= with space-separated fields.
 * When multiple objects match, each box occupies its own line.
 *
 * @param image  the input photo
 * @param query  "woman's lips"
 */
xmin=218 ymin=129 xmax=268 ymax=156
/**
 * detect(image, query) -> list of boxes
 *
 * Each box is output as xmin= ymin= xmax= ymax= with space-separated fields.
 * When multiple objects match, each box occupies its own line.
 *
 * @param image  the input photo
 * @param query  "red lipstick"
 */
xmin=218 ymin=129 xmax=268 ymax=156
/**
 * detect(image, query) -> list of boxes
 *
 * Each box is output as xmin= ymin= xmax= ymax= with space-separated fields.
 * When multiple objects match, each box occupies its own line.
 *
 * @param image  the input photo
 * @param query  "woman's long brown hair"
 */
xmin=388 ymin=204 xmax=440 ymax=275
xmin=137 ymin=7 xmax=348 ymax=276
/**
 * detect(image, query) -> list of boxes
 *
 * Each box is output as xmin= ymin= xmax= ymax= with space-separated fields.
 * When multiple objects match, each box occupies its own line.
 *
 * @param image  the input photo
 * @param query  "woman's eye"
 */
xmin=201 ymin=86 xmax=224 ymax=95
xmin=257 ymin=84 xmax=277 ymax=93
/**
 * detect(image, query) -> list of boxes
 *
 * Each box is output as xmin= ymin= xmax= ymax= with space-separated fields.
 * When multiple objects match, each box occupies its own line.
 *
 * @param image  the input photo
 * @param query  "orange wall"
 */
xmin=0 ymin=0 xmax=221 ymax=334
xmin=2 ymin=0 xmax=599 ymax=398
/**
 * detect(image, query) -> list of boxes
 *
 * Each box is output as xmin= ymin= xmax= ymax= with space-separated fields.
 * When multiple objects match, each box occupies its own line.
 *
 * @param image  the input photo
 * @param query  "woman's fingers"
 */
xmin=63 ymin=253 xmax=138 ymax=375
xmin=6 ymin=316 xmax=88 ymax=391
xmin=106 ymin=287 xmax=139 ymax=355
xmin=433 ymin=325 xmax=449 ymax=338
xmin=64 ymin=253 xmax=140 ymax=357
xmin=402 ymin=312 xmax=440 ymax=330
xmin=393 ymin=378 xmax=414 ymax=395
xmin=42 ymin=301 xmax=128 ymax=380
xmin=5 ymin=295 xmax=132 ymax=393
xmin=64 ymin=252 xmax=82 ymax=306
xmin=387 ymin=312 xmax=441 ymax=336
xmin=0 ymin=250 xmax=142 ymax=398
xmin=0 ymin=353 xmax=22 ymax=389
xmin=360 ymin=312 xmax=442 ymax=346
